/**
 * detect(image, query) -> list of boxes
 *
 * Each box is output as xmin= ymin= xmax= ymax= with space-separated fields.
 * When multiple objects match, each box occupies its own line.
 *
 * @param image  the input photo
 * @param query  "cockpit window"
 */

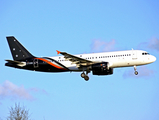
xmin=142 ymin=52 xmax=150 ymax=55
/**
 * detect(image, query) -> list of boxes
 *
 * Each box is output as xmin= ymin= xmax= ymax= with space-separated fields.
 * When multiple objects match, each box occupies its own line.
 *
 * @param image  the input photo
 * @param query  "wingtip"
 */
xmin=56 ymin=50 xmax=61 ymax=54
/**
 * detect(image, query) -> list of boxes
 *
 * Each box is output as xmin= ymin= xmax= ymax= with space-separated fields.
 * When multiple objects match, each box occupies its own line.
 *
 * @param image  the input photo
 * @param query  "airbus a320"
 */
xmin=5 ymin=36 xmax=156 ymax=81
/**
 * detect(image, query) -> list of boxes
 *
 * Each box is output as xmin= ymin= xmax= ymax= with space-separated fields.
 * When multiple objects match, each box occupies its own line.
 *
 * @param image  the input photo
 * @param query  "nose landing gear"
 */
xmin=134 ymin=65 xmax=138 ymax=75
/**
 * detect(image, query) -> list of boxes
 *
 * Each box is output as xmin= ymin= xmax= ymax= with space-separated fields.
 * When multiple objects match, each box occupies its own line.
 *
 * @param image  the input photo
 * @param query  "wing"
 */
xmin=56 ymin=50 xmax=95 ymax=67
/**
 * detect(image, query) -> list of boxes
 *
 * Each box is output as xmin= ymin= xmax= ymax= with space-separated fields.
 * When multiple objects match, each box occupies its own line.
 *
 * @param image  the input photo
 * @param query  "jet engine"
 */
xmin=92 ymin=62 xmax=113 ymax=75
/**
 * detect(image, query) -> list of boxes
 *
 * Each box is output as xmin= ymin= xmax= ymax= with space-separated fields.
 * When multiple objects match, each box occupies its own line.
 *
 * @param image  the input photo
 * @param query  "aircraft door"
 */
xmin=132 ymin=50 xmax=137 ymax=59
xmin=33 ymin=59 xmax=39 ymax=68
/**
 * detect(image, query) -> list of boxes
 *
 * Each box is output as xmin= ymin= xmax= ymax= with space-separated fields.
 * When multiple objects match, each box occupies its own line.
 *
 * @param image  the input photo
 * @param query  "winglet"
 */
xmin=56 ymin=50 xmax=61 ymax=55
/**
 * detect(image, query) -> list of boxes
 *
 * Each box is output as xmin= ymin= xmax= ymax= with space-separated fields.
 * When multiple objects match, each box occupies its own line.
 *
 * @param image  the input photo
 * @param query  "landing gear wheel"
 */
xmin=135 ymin=71 xmax=138 ymax=75
xmin=84 ymin=76 xmax=89 ymax=81
xmin=81 ymin=73 xmax=85 ymax=78
xmin=134 ymin=65 xmax=138 ymax=75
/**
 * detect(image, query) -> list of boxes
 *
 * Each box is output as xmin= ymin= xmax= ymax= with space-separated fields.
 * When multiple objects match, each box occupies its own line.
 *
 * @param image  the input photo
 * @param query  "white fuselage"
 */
xmin=49 ymin=50 xmax=156 ymax=71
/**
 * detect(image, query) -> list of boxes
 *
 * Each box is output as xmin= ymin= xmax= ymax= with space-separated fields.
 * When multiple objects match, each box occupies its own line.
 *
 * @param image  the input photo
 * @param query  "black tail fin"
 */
xmin=6 ymin=36 xmax=34 ymax=61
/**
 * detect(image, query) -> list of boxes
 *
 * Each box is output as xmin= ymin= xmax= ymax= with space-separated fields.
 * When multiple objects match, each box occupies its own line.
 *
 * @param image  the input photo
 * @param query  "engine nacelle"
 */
xmin=92 ymin=62 xmax=113 ymax=75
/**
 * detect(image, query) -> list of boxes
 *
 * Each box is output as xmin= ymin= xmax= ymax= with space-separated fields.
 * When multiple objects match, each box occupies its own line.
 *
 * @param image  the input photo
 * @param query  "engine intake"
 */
xmin=92 ymin=62 xmax=113 ymax=75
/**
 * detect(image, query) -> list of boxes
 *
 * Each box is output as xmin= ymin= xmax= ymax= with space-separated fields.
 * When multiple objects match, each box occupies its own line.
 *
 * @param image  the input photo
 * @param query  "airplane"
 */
xmin=5 ymin=36 xmax=156 ymax=81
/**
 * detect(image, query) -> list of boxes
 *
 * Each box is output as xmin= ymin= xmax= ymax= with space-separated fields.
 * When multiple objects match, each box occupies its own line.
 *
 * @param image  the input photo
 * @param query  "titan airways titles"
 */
xmin=5 ymin=36 xmax=156 ymax=81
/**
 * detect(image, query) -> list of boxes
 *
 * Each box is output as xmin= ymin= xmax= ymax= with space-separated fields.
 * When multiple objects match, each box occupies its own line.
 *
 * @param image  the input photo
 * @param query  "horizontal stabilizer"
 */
xmin=5 ymin=60 xmax=26 ymax=67
xmin=6 ymin=59 xmax=22 ymax=64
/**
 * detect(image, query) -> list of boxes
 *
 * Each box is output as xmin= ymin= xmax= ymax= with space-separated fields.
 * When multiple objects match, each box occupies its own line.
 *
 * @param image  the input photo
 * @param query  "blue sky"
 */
xmin=1 ymin=0 xmax=159 ymax=120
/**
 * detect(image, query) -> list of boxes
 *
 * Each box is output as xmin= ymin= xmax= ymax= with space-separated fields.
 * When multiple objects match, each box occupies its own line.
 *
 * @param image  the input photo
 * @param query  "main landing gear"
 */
xmin=134 ymin=65 xmax=138 ymax=75
xmin=81 ymin=71 xmax=90 ymax=81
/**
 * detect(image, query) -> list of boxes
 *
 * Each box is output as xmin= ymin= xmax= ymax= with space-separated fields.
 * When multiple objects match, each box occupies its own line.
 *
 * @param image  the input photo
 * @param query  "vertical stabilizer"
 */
xmin=6 ymin=36 xmax=34 ymax=61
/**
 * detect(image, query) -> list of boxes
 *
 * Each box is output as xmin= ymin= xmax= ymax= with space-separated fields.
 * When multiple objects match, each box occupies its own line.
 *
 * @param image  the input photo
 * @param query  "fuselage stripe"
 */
xmin=35 ymin=58 xmax=67 ymax=70
xmin=44 ymin=57 xmax=70 ymax=70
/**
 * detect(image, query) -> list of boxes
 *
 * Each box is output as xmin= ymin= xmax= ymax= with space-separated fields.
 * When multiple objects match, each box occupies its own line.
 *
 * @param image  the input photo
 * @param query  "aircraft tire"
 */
xmin=135 ymin=71 xmax=138 ymax=75
xmin=84 ymin=76 xmax=89 ymax=81
xmin=81 ymin=73 xmax=85 ymax=78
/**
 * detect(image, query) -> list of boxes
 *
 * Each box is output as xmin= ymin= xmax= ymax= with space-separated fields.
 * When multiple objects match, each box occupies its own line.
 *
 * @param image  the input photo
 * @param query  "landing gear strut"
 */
xmin=134 ymin=65 xmax=138 ymax=75
xmin=81 ymin=71 xmax=90 ymax=81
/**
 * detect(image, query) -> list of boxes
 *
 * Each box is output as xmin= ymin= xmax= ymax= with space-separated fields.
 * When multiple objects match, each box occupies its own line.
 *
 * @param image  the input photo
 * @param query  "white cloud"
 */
xmin=0 ymin=80 xmax=48 ymax=101
xmin=0 ymin=80 xmax=33 ymax=100
xmin=90 ymin=39 xmax=116 ymax=52
xmin=29 ymin=88 xmax=48 ymax=95
xmin=147 ymin=38 xmax=159 ymax=52
xmin=138 ymin=37 xmax=159 ymax=52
